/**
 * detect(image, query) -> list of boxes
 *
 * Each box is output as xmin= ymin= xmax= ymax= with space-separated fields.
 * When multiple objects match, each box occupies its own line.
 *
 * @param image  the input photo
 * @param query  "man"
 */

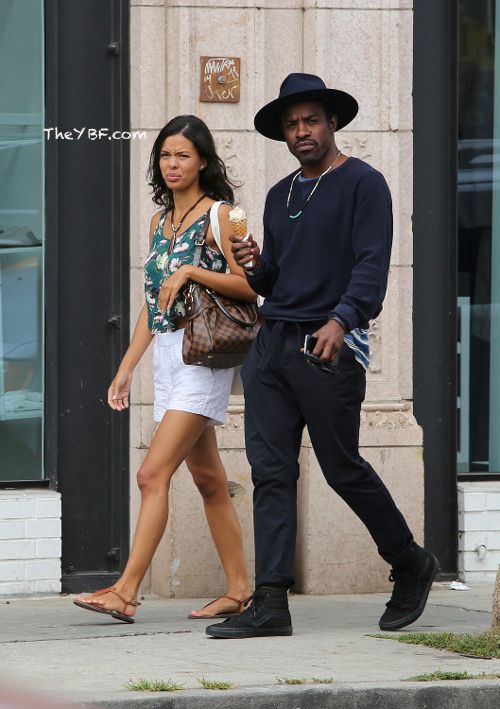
xmin=206 ymin=73 xmax=439 ymax=639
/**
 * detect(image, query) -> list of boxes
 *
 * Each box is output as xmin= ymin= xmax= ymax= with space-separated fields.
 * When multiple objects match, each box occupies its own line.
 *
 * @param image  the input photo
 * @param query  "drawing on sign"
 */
xmin=200 ymin=57 xmax=241 ymax=103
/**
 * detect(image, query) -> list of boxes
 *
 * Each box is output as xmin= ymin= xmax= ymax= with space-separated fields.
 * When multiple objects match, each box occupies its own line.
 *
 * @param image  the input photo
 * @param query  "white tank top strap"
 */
xmin=209 ymin=200 xmax=224 ymax=254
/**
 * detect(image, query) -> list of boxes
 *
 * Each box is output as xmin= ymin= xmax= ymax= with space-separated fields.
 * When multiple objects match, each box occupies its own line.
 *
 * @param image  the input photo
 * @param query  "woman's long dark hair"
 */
xmin=147 ymin=115 xmax=237 ymax=208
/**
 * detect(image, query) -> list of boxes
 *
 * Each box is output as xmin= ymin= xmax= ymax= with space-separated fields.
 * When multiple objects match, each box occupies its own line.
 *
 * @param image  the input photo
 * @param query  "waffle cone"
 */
xmin=231 ymin=220 xmax=247 ymax=237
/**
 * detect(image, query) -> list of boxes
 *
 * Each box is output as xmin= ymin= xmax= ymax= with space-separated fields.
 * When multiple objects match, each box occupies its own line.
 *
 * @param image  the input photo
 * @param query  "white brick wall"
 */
xmin=0 ymin=490 xmax=61 ymax=595
xmin=458 ymin=482 xmax=500 ymax=583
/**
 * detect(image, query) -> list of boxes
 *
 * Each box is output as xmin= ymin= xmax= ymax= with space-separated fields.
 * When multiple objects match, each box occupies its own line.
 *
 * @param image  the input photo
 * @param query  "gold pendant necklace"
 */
xmin=170 ymin=193 xmax=206 ymax=235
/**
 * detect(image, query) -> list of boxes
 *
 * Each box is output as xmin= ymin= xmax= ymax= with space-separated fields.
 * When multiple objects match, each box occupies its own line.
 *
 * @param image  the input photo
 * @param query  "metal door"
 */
xmin=45 ymin=0 xmax=130 ymax=591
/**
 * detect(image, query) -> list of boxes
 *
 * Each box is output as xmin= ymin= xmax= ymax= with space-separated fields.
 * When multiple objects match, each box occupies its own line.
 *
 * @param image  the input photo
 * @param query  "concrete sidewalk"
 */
xmin=1 ymin=583 xmax=499 ymax=708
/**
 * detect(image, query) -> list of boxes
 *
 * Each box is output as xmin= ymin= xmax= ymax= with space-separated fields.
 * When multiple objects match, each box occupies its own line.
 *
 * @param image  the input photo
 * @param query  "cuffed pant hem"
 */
xmin=255 ymin=573 xmax=294 ymax=589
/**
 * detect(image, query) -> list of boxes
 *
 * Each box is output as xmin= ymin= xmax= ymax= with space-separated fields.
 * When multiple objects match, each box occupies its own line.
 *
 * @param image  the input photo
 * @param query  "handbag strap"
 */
xmin=192 ymin=200 xmax=227 ymax=266
xmin=192 ymin=211 xmax=211 ymax=268
xmin=206 ymin=289 xmax=259 ymax=327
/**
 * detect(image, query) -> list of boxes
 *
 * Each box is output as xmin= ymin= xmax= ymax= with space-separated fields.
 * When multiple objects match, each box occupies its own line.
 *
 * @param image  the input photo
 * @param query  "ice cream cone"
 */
xmin=229 ymin=206 xmax=253 ymax=269
xmin=231 ymin=219 xmax=247 ymax=237
xmin=229 ymin=206 xmax=247 ymax=237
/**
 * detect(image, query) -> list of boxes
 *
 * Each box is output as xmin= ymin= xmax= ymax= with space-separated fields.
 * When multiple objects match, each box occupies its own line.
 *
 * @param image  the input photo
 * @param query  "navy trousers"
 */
xmin=241 ymin=320 xmax=414 ymax=588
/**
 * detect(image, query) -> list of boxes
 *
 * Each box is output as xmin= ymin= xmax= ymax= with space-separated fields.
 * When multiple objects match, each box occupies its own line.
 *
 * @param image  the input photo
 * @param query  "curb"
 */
xmin=80 ymin=682 xmax=500 ymax=708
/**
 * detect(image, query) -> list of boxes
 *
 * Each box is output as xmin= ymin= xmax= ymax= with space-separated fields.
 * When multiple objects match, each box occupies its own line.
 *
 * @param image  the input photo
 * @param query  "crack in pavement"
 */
xmin=428 ymin=603 xmax=491 ymax=615
xmin=0 ymin=629 xmax=193 ymax=645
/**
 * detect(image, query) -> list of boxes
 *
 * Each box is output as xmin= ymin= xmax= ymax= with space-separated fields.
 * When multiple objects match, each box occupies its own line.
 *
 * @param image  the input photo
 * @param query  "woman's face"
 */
xmin=159 ymin=133 xmax=205 ymax=192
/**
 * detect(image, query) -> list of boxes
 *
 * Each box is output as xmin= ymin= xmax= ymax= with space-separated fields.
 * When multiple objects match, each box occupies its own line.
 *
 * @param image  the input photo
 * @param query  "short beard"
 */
xmin=296 ymin=153 xmax=318 ymax=166
xmin=293 ymin=143 xmax=330 ymax=167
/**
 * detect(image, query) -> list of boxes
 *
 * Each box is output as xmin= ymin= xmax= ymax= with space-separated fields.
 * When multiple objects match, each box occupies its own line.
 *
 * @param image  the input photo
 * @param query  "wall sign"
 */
xmin=200 ymin=57 xmax=241 ymax=103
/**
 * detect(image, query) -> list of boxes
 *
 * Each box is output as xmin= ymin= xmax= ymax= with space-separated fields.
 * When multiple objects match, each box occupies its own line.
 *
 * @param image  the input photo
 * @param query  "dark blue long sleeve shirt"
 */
xmin=246 ymin=157 xmax=393 ymax=332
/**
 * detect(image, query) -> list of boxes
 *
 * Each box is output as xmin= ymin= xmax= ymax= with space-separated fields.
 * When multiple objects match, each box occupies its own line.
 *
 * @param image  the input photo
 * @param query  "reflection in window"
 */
xmin=458 ymin=0 xmax=500 ymax=473
xmin=0 ymin=0 xmax=44 ymax=481
xmin=0 ymin=250 xmax=43 ymax=480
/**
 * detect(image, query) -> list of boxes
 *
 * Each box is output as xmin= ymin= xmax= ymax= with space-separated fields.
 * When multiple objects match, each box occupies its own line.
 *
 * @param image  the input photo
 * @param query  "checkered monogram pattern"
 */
xmin=182 ymin=284 xmax=261 ymax=367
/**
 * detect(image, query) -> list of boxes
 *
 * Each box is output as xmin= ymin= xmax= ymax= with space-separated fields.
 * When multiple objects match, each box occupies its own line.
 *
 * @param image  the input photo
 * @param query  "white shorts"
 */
xmin=152 ymin=329 xmax=234 ymax=426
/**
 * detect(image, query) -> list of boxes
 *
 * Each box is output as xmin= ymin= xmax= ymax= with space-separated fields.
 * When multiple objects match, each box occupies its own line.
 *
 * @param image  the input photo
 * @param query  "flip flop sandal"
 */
xmin=188 ymin=594 xmax=252 ymax=619
xmin=73 ymin=586 xmax=141 ymax=624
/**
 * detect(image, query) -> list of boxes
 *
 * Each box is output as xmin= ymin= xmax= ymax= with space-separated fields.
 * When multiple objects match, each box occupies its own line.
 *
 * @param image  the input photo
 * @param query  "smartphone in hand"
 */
xmin=303 ymin=334 xmax=339 ymax=375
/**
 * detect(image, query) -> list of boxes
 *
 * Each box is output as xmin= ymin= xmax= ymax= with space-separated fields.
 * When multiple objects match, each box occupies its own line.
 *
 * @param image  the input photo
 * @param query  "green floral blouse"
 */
xmin=144 ymin=209 xmax=227 ymax=333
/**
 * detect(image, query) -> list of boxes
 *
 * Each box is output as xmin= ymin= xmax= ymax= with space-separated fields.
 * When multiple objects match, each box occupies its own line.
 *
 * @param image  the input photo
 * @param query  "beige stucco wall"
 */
xmin=129 ymin=0 xmax=422 ymax=597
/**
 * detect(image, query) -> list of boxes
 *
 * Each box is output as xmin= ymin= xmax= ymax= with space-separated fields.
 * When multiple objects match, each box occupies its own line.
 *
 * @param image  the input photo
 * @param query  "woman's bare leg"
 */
xmin=187 ymin=426 xmax=251 ymax=617
xmin=75 ymin=410 xmax=208 ymax=616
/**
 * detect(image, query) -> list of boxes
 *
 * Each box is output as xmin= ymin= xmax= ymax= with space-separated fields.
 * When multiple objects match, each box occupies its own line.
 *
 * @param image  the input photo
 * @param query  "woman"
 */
xmin=74 ymin=115 xmax=255 ymax=622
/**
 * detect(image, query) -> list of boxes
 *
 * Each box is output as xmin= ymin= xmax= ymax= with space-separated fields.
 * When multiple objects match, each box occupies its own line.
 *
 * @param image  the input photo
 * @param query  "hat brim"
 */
xmin=254 ymin=88 xmax=358 ymax=141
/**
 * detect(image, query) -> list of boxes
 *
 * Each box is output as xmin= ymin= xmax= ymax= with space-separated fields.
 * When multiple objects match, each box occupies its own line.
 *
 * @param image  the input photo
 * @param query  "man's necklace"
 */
xmin=286 ymin=150 xmax=343 ymax=220
xmin=170 ymin=193 xmax=206 ymax=235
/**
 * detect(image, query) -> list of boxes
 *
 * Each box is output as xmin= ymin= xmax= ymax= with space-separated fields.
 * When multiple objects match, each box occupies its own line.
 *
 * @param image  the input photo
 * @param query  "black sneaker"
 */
xmin=205 ymin=586 xmax=293 ymax=638
xmin=379 ymin=543 xmax=440 ymax=631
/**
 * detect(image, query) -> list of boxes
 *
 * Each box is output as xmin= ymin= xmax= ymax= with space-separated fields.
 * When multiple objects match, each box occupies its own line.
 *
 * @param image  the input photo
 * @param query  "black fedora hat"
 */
xmin=254 ymin=73 xmax=358 ymax=141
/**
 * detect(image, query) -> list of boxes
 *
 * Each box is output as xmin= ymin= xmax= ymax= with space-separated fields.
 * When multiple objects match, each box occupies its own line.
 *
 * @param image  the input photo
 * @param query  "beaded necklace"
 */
xmin=286 ymin=150 xmax=342 ymax=220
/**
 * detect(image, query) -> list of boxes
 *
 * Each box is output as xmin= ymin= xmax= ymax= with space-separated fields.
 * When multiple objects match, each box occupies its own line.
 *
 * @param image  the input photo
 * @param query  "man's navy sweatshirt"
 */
xmin=246 ymin=157 xmax=392 ymax=332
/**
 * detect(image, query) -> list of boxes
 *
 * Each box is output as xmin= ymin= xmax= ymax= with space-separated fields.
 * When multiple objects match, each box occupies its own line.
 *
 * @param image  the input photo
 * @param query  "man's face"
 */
xmin=281 ymin=101 xmax=337 ymax=166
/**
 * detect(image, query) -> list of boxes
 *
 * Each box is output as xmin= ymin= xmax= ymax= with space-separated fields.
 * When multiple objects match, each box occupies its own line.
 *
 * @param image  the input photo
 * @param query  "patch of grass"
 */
xmin=311 ymin=677 xmax=334 ymax=684
xmin=277 ymin=677 xmax=308 ymax=685
xmin=276 ymin=677 xmax=333 ymax=685
xmin=404 ymin=670 xmax=500 ymax=682
xmin=368 ymin=630 xmax=500 ymax=659
xmin=127 ymin=678 xmax=184 ymax=692
xmin=198 ymin=677 xmax=234 ymax=690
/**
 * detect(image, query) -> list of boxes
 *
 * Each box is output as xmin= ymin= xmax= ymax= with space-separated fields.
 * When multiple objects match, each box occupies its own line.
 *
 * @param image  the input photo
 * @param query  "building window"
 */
xmin=458 ymin=0 xmax=500 ymax=475
xmin=0 ymin=0 xmax=44 ymax=482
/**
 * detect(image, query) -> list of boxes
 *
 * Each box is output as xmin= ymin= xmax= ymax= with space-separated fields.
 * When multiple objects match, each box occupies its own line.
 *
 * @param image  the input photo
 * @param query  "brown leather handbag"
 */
xmin=182 ymin=212 xmax=261 ymax=368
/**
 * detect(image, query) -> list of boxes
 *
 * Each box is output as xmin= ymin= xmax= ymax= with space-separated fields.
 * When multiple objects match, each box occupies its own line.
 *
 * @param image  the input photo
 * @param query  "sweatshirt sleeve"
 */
xmin=245 ymin=196 xmax=279 ymax=298
xmin=329 ymin=170 xmax=393 ymax=331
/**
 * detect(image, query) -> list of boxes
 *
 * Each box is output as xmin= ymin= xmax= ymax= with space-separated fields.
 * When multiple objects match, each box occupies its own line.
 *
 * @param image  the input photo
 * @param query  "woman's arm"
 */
xmin=108 ymin=212 xmax=161 ymax=410
xmin=117 ymin=304 xmax=154 ymax=372
xmin=158 ymin=203 xmax=257 ymax=313
xmin=108 ymin=305 xmax=154 ymax=411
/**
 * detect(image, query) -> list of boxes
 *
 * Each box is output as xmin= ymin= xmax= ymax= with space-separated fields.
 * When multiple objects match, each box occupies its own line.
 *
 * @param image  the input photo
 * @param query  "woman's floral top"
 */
xmin=144 ymin=209 xmax=227 ymax=333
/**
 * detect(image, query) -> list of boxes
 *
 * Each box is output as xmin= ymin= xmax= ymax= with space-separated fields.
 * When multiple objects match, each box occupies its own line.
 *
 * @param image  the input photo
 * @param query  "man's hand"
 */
xmin=310 ymin=320 xmax=346 ymax=362
xmin=158 ymin=264 xmax=191 ymax=313
xmin=229 ymin=232 xmax=262 ymax=271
